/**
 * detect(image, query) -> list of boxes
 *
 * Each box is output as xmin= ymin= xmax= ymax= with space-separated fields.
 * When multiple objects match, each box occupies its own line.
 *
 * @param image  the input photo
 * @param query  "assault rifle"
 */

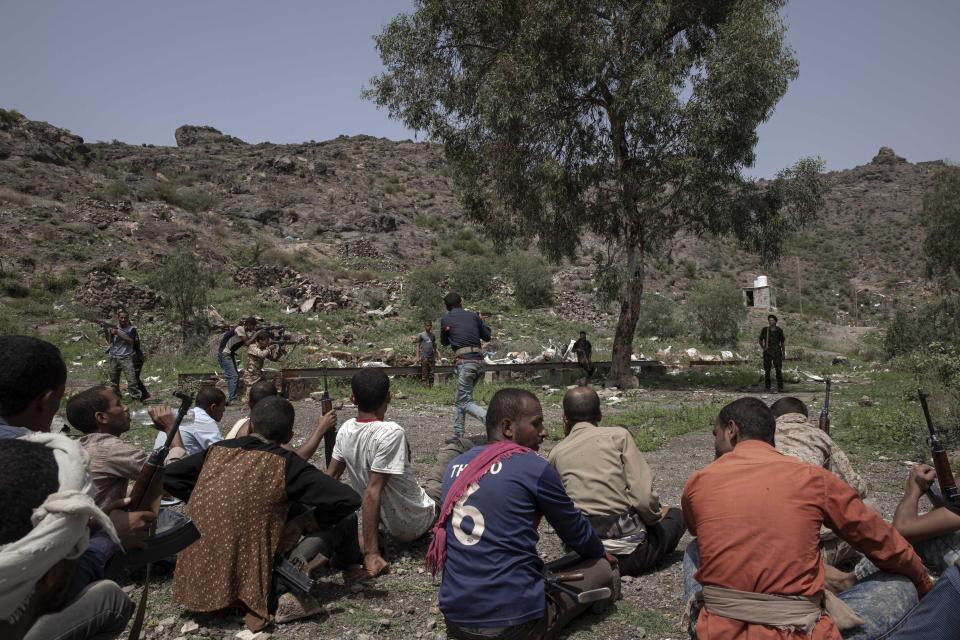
xmin=543 ymin=553 xmax=613 ymax=606
xmin=919 ymin=389 xmax=960 ymax=506
xmin=123 ymin=392 xmax=201 ymax=569
xmin=122 ymin=392 xmax=200 ymax=640
xmin=321 ymin=368 xmax=335 ymax=467
xmin=818 ymin=379 xmax=832 ymax=434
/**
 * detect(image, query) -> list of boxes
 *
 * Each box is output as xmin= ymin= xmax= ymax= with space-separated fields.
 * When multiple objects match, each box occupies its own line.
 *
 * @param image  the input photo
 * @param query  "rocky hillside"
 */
xmin=0 ymin=107 xmax=945 ymax=362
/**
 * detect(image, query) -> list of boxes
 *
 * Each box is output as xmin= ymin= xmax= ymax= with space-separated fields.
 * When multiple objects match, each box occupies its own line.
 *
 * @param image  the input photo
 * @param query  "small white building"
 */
xmin=743 ymin=275 xmax=777 ymax=309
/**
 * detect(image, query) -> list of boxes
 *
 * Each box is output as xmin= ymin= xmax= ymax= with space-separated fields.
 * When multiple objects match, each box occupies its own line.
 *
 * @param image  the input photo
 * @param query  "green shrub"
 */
xmin=451 ymin=255 xmax=496 ymax=299
xmin=147 ymin=247 xmax=215 ymax=338
xmin=689 ymin=280 xmax=746 ymax=346
xmin=137 ymin=181 xmax=217 ymax=213
xmin=506 ymin=252 xmax=553 ymax=309
xmin=407 ymin=265 xmax=446 ymax=322
xmin=884 ymin=297 xmax=960 ymax=358
xmin=91 ymin=180 xmax=129 ymax=201
xmin=0 ymin=269 xmax=29 ymax=298
xmin=636 ymin=293 xmax=682 ymax=338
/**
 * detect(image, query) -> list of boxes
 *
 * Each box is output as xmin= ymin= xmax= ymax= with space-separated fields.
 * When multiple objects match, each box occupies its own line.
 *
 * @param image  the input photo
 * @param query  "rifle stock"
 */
xmin=818 ymin=379 xmax=831 ymax=434
xmin=322 ymin=368 xmax=335 ymax=467
xmin=919 ymin=389 xmax=960 ymax=505
xmin=127 ymin=392 xmax=194 ymax=512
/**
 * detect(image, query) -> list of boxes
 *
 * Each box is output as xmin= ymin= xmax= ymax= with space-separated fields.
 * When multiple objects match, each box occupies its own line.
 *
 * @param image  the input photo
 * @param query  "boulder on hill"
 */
xmin=871 ymin=146 xmax=906 ymax=165
xmin=174 ymin=124 xmax=247 ymax=148
xmin=0 ymin=108 xmax=89 ymax=165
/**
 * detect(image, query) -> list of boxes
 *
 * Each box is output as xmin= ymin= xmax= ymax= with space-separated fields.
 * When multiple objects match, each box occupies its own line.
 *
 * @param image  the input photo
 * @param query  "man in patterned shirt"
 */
xmin=770 ymin=396 xmax=868 ymax=567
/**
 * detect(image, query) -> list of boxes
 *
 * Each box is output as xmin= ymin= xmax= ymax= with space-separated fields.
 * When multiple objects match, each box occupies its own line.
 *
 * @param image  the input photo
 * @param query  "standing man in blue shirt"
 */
xmin=439 ymin=292 xmax=491 ymax=438
xmin=433 ymin=388 xmax=619 ymax=639
xmin=105 ymin=309 xmax=142 ymax=402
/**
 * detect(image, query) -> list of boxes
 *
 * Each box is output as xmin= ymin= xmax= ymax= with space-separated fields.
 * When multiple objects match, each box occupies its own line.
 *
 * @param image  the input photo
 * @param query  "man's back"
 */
xmin=683 ymin=440 xmax=927 ymax=639
xmin=548 ymin=422 xmax=660 ymax=522
xmin=153 ymin=407 xmax=222 ymax=456
xmin=333 ymin=418 xmax=435 ymax=540
xmin=438 ymin=446 xmax=602 ymax=628
xmin=440 ymin=307 xmax=491 ymax=350
xmin=775 ymin=413 xmax=866 ymax=498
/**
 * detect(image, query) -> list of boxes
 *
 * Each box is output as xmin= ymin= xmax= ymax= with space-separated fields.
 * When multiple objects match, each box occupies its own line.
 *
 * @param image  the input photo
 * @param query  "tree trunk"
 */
xmin=608 ymin=240 xmax=644 ymax=388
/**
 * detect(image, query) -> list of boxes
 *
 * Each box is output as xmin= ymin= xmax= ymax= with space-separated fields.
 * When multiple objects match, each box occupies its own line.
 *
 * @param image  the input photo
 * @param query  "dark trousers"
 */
xmin=446 ymin=556 xmax=617 ymax=640
xmin=421 ymin=357 xmax=435 ymax=386
xmin=288 ymin=512 xmax=362 ymax=570
xmin=763 ymin=351 xmax=784 ymax=390
xmin=577 ymin=354 xmax=594 ymax=378
xmin=615 ymin=508 xmax=685 ymax=576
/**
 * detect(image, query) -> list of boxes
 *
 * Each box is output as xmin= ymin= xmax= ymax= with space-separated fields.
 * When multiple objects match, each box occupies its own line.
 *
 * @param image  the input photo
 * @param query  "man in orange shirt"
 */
xmin=681 ymin=397 xmax=932 ymax=640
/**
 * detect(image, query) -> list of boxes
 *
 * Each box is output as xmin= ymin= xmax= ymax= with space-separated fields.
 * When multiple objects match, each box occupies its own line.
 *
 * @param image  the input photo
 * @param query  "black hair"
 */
xmin=485 ymin=388 xmax=539 ymax=441
xmin=251 ymin=396 xmax=295 ymax=443
xmin=248 ymin=380 xmax=279 ymax=409
xmin=66 ymin=385 xmax=112 ymax=434
xmin=0 ymin=335 xmax=68 ymax=417
xmin=768 ymin=314 xmax=778 ymax=322
xmin=579 ymin=330 xmax=586 ymax=335
xmin=0 ymin=439 xmax=60 ymax=544
xmin=562 ymin=387 xmax=601 ymax=424
xmin=769 ymin=396 xmax=809 ymax=418
xmin=718 ymin=397 xmax=776 ymax=445
xmin=196 ymin=386 xmax=226 ymax=410
xmin=351 ymin=368 xmax=390 ymax=412
xmin=444 ymin=291 xmax=463 ymax=310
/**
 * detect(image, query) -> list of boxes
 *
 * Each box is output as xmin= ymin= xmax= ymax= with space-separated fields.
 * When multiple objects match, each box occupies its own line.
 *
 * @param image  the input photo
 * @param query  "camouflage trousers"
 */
xmin=682 ymin=539 xmax=919 ymax=639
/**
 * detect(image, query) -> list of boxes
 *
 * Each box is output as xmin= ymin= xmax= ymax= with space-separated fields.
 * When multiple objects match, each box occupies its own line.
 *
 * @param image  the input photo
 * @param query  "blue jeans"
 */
xmin=453 ymin=360 xmax=486 ymax=437
xmin=219 ymin=352 xmax=239 ymax=403
xmin=682 ymin=540 xmax=918 ymax=639
xmin=889 ymin=563 xmax=960 ymax=638
xmin=856 ymin=531 xmax=960 ymax=580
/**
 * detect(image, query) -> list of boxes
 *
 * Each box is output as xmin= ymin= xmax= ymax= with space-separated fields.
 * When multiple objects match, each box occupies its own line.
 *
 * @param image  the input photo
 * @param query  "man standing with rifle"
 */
xmin=758 ymin=314 xmax=785 ymax=393
xmin=104 ymin=309 xmax=144 ymax=402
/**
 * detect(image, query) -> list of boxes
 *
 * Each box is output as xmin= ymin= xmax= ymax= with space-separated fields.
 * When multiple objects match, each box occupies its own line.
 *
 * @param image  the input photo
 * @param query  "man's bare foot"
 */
xmin=824 ymin=564 xmax=856 ymax=594
xmin=363 ymin=553 xmax=391 ymax=579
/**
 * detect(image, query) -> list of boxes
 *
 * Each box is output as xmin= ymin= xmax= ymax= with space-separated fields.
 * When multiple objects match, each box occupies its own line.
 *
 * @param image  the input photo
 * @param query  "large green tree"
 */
xmin=368 ymin=0 xmax=824 ymax=385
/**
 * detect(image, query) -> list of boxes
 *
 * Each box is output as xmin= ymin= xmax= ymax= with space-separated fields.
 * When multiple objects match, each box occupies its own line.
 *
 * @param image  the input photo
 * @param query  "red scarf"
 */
xmin=424 ymin=440 xmax=531 ymax=576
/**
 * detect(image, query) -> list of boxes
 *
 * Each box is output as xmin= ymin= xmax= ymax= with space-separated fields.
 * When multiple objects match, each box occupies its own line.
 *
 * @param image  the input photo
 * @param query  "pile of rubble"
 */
xmin=75 ymin=197 xmax=133 ymax=230
xmin=337 ymin=237 xmax=381 ymax=259
xmin=552 ymin=290 xmax=611 ymax=327
xmin=232 ymin=265 xmax=349 ymax=311
xmin=74 ymin=270 xmax=163 ymax=317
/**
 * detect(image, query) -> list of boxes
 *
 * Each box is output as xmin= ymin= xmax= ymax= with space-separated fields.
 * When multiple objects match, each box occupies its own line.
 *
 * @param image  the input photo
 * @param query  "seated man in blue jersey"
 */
xmin=426 ymin=388 xmax=619 ymax=640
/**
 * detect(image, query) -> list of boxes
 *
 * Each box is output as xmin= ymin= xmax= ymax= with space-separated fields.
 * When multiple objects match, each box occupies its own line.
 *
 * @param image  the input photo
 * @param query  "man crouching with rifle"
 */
xmin=428 ymin=388 xmax=619 ymax=639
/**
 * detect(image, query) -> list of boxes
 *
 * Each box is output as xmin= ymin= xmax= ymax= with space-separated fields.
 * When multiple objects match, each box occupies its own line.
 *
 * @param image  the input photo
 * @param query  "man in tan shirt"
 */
xmin=548 ymin=386 xmax=684 ymax=575
xmin=770 ymin=396 xmax=868 ymax=567
xmin=66 ymin=385 xmax=186 ymax=509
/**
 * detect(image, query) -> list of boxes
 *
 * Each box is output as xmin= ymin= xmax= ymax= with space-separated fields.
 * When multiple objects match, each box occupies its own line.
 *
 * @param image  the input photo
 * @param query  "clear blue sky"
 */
xmin=1 ymin=0 xmax=957 ymax=177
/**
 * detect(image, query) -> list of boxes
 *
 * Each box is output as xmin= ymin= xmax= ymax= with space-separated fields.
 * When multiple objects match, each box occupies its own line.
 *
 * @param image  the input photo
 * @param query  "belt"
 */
xmin=685 ymin=585 xmax=863 ymax=634
xmin=455 ymin=346 xmax=483 ymax=357
xmin=588 ymin=511 xmax=644 ymax=540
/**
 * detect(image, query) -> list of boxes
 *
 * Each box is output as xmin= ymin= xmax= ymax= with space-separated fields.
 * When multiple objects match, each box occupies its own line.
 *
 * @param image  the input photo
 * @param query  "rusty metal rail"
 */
xmin=177 ymin=359 xmax=667 ymax=398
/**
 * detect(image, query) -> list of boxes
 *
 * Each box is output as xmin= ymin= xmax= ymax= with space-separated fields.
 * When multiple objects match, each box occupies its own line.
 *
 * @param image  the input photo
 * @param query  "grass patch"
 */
xmin=830 ymin=370 xmax=928 ymax=462
xmin=606 ymin=401 xmax=724 ymax=451
xmin=610 ymin=602 xmax=678 ymax=636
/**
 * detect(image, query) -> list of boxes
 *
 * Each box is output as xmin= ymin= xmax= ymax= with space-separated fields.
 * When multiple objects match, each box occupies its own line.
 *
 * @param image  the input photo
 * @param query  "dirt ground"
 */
xmin=132 ymin=388 xmax=913 ymax=640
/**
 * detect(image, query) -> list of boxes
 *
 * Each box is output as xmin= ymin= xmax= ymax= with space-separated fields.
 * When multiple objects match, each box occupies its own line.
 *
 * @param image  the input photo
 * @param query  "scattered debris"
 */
xmin=74 ymin=270 xmax=162 ymax=317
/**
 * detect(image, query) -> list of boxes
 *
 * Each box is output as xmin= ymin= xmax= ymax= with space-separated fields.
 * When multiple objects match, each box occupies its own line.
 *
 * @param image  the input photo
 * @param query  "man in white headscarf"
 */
xmin=0 ymin=434 xmax=134 ymax=640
